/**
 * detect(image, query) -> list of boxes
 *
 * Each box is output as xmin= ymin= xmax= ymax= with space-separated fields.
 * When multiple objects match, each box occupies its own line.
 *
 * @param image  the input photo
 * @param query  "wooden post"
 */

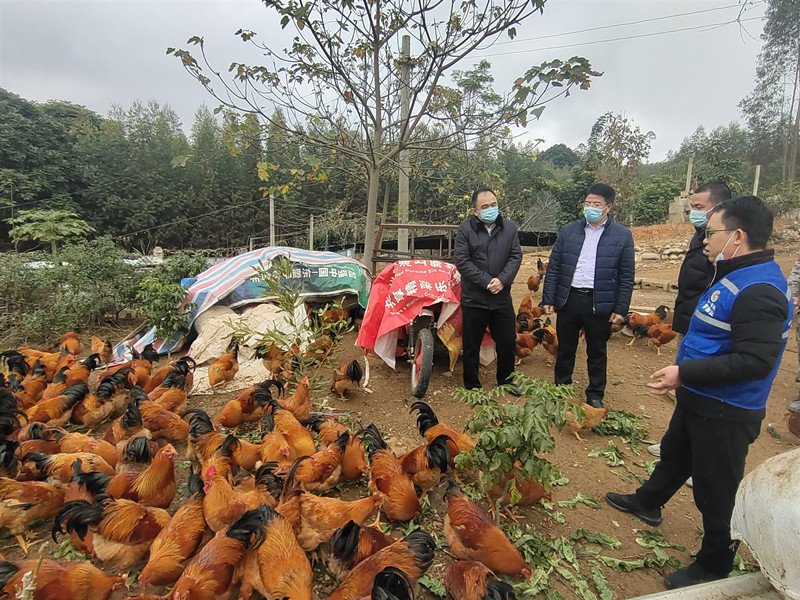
xmin=753 ymin=165 xmax=761 ymax=196
xmin=269 ymin=192 xmax=275 ymax=247
xmin=309 ymin=214 xmax=314 ymax=250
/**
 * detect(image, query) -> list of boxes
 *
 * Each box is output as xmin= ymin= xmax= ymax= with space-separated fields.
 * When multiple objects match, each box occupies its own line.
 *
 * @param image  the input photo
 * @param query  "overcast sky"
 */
xmin=0 ymin=0 xmax=767 ymax=161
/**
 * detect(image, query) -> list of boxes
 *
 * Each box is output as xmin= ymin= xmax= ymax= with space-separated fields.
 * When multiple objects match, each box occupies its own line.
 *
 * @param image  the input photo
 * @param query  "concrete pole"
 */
xmin=753 ymin=165 xmax=761 ymax=196
xmin=685 ymin=156 xmax=694 ymax=194
xmin=309 ymin=214 xmax=314 ymax=250
xmin=269 ymin=192 xmax=275 ymax=247
xmin=398 ymin=34 xmax=411 ymax=256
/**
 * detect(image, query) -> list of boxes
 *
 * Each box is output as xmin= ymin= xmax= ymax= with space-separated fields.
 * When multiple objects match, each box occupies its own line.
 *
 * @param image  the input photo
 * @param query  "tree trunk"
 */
xmin=790 ymin=84 xmax=800 ymax=189
xmin=381 ymin=178 xmax=391 ymax=225
xmin=363 ymin=166 xmax=380 ymax=271
xmin=51 ymin=240 xmax=57 ymax=255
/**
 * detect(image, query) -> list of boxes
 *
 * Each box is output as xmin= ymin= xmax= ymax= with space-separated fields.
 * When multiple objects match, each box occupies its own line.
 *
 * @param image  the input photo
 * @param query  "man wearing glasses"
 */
xmin=541 ymin=183 xmax=635 ymax=408
xmin=606 ymin=196 xmax=792 ymax=589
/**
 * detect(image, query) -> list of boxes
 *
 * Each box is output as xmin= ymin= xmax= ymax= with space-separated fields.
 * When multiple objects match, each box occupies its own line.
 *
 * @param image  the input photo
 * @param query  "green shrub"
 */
xmin=0 ymin=236 xmax=138 ymax=342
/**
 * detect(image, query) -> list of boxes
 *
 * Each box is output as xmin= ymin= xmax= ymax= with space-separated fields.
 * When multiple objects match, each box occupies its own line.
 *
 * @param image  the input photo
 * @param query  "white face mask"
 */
xmin=714 ymin=232 xmax=739 ymax=264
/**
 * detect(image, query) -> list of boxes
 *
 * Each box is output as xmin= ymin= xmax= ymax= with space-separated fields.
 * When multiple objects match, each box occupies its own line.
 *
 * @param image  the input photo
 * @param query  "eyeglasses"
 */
xmin=704 ymin=229 xmax=734 ymax=239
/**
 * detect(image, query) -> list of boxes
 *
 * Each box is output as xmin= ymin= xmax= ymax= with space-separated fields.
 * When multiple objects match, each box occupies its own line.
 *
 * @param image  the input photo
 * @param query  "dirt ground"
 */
xmin=4 ymin=223 xmax=799 ymax=600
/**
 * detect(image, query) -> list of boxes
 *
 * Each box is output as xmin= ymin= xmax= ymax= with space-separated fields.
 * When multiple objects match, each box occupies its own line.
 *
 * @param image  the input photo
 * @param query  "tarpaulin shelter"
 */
xmin=113 ymin=246 xmax=371 ymax=361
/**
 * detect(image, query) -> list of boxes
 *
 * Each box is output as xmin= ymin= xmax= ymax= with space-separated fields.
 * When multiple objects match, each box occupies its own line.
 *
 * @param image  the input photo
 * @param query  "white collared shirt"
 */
xmin=572 ymin=220 xmax=606 ymax=288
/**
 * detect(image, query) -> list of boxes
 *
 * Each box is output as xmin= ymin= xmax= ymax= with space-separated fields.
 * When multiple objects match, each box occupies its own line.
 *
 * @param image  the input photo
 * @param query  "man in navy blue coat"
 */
xmin=542 ymin=183 xmax=635 ymax=408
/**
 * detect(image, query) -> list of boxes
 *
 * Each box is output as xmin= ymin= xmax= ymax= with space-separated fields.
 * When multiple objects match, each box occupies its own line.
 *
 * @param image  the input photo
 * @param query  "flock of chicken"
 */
xmin=514 ymin=259 xmax=677 ymax=365
xmin=0 ymin=331 xmax=549 ymax=600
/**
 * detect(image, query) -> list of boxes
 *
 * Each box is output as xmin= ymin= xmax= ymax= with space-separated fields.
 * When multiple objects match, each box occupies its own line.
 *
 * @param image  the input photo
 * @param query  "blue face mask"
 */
xmin=689 ymin=209 xmax=709 ymax=228
xmin=583 ymin=206 xmax=605 ymax=223
xmin=479 ymin=206 xmax=499 ymax=224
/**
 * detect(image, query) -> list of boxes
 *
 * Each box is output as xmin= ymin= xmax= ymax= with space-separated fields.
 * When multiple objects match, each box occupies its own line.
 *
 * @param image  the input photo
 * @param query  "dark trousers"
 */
xmin=635 ymin=401 xmax=762 ymax=575
xmin=554 ymin=290 xmax=612 ymax=402
xmin=461 ymin=304 xmax=516 ymax=389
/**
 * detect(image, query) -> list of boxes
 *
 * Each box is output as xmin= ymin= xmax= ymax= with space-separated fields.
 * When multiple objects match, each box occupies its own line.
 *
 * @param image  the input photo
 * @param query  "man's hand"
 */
xmin=648 ymin=365 xmax=681 ymax=393
xmin=542 ymin=305 xmax=554 ymax=315
xmin=488 ymin=278 xmax=504 ymax=294
xmin=609 ymin=313 xmax=625 ymax=325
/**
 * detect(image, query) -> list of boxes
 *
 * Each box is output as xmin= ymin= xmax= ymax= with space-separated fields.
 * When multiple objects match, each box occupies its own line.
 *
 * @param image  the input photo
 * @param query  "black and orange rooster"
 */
xmin=331 ymin=360 xmax=362 ymax=398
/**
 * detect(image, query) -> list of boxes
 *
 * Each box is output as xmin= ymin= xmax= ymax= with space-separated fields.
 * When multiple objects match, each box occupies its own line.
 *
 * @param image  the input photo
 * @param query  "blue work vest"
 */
xmin=677 ymin=260 xmax=793 ymax=410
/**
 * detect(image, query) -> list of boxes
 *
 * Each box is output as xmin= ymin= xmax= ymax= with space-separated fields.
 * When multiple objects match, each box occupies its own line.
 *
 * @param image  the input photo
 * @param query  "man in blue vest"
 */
xmin=605 ymin=196 xmax=792 ymax=590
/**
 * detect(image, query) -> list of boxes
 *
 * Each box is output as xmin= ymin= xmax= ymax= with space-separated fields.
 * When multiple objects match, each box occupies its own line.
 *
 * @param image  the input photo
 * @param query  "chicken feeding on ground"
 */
xmin=310 ymin=416 xmax=368 ymax=480
xmin=0 ymin=558 xmax=126 ymax=600
xmin=103 ymin=400 xmax=145 ymax=446
xmin=444 ymin=480 xmax=532 ymax=578
xmin=254 ymin=343 xmax=298 ymax=383
xmin=565 ymin=401 xmax=610 ymax=442
xmin=445 ymin=560 xmax=516 ymax=600
xmin=644 ymin=323 xmax=678 ymax=355
xmin=331 ymin=360 xmax=363 ymax=399
xmin=328 ymin=530 xmax=436 ymax=600
xmin=105 ymin=443 xmax=176 ymax=508
xmin=274 ymin=433 xmax=348 ymax=492
xmin=207 ymin=338 xmax=239 ymax=389
xmin=63 ymin=354 xmax=102 ymax=387
xmin=410 ymin=400 xmax=476 ymax=460
xmin=532 ymin=318 xmax=558 ymax=364
xmin=265 ymin=397 xmax=316 ymax=458
xmin=327 ymin=520 xmax=396 ymax=580
xmin=183 ymin=409 xmax=262 ymax=471
xmin=53 ymin=493 xmax=171 ymax=571
xmin=515 ymin=332 xmax=538 ymax=364
xmin=486 ymin=462 xmax=552 ymax=508
xmin=20 ymin=451 xmax=115 ymax=482
xmin=398 ymin=434 xmax=451 ymax=495
xmin=144 ymin=355 xmax=195 ymax=394
xmin=291 ymin=458 xmax=383 ymax=552
xmin=0 ymin=477 xmax=66 ymax=553
xmin=360 ymin=424 xmax=421 ymax=523
xmin=279 ymin=376 xmax=312 ymax=423
xmin=60 ymin=331 xmax=83 ymax=355
xmin=116 ymin=435 xmax=161 ymax=473
xmin=170 ymin=504 xmax=273 ymax=600
xmin=26 ymin=381 xmax=89 ymax=426
xmin=138 ymin=470 xmax=209 ymax=589
xmin=527 ymin=274 xmax=540 ymax=294
xmin=214 ymin=379 xmax=283 ymax=431
xmin=238 ymin=504 xmax=313 ymax=600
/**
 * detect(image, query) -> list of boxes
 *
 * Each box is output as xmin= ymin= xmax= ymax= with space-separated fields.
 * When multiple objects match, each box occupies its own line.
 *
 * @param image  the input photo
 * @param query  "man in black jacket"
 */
xmin=672 ymin=181 xmax=732 ymax=339
xmin=454 ymin=188 xmax=522 ymax=394
xmin=541 ymin=183 xmax=635 ymax=408
xmin=606 ymin=196 xmax=792 ymax=590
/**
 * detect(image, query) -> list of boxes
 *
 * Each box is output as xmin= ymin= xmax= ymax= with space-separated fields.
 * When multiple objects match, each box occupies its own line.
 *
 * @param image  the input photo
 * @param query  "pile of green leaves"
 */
xmin=592 ymin=410 xmax=650 ymax=454
xmin=454 ymin=373 xmax=576 ymax=504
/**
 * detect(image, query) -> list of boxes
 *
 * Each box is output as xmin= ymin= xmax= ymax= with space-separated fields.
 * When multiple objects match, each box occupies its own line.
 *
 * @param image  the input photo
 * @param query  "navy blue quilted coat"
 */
xmin=541 ymin=218 xmax=635 ymax=315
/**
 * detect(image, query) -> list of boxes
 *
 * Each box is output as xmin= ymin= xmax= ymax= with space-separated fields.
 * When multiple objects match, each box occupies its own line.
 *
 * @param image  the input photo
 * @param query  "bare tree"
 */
xmin=169 ymin=0 xmax=600 ymax=265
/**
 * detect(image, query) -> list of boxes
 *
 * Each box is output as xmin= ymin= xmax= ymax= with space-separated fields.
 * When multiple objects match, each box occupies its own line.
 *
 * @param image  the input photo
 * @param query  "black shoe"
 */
xmin=665 ymin=562 xmax=726 ymax=589
xmin=587 ymin=397 xmax=604 ymax=409
xmin=508 ymin=385 xmax=523 ymax=397
xmin=605 ymin=492 xmax=662 ymax=526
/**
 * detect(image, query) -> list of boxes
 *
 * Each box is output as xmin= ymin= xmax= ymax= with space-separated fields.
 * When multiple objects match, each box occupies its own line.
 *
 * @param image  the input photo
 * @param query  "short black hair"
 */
xmin=471 ymin=188 xmax=496 ymax=207
xmin=695 ymin=181 xmax=732 ymax=205
xmin=587 ymin=183 xmax=615 ymax=204
xmin=713 ymin=196 xmax=773 ymax=249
